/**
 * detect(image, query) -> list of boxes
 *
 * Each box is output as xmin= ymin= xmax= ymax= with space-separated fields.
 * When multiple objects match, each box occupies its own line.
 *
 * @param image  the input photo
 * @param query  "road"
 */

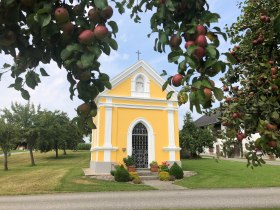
xmin=1 ymin=188 xmax=280 ymax=210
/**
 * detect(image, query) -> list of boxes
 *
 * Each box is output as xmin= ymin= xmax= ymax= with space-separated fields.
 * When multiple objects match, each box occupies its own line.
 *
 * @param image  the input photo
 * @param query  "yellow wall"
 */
xmin=91 ymin=65 xmax=180 ymax=166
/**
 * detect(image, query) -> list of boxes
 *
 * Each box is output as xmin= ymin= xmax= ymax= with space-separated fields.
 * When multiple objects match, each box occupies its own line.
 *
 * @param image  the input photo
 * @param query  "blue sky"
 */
xmin=0 ymin=1 xmax=242 ymax=129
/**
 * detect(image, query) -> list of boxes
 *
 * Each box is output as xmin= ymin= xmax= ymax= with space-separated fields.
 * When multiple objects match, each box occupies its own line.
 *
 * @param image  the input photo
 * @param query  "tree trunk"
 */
xmin=29 ymin=147 xmax=35 ymax=166
xmin=4 ymin=151 xmax=8 ymax=171
xmin=63 ymin=148 xmax=66 ymax=155
xmin=55 ymin=147 xmax=58 ymax=158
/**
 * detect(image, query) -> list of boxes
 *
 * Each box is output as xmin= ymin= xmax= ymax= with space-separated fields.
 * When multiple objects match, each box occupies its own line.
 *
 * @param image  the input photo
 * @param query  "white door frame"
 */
xmin=127 ymin=118 xmax=155 ymax=167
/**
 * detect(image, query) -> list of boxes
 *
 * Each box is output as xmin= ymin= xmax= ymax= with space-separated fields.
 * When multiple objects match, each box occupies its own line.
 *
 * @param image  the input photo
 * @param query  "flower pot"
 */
xmin=127 ymin=165 xmax=136 ymax=172
xmin=150 ymin=165 xmax=158 ymax=172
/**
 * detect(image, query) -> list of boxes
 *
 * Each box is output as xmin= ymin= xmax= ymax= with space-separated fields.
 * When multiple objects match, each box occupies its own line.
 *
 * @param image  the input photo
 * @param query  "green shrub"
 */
xmin=133 ymin=176 xmax=142 ymax=184
xmin=129 ymin=172 xmax=138 ymax=181
xmin=169 ymin=162 xmax=184 ymax=179
xmin=114 ymin=165 xmax=130 ymax=182
xmin=110 ymin=170 xmax=115 ymax=176
xmin=76 ymin=143 xmax=91 ymax=150
xmin=159 ymin=171 xmax=170 ymax=181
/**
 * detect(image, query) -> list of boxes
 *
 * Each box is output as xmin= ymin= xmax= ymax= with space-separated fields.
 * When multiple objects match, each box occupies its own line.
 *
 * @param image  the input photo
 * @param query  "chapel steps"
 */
xmin=136 ymin=169 xmax=158 ymax=180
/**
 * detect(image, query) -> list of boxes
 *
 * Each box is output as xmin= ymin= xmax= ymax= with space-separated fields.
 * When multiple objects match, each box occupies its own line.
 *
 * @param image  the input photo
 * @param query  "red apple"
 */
xmin=232 ymin=112 xmax=239 ymax=119
xmin=271 ymin=85 xmax=278 ymax=91
xmin=78 ymin=103 xmax=91 ymax=114
xmin=225 ymin=97 xmax=231 ymax=103
xmin=195 ymin=35 xmax=207 ymax=47
xmin=232 ymin=86 xmax=239 ymax=91
xmin=267 ymin=140 xmax=277 ymax=148
xmin=172 ymin=74 xmax=183 ymax=87
xmin=196 ymin=25 xmax=206 ymax=35
xmin=257 ymin=36 xmax=264 ymax=44
xmin=62 ymin=22 xmax=74 ymax=34
xmin=260 ymin=15 xmax=266 ymax=22
xmin=271 ymin=67 xmax=278 ymax=75
xmin=230 ymin=51 xmax=236 ymax=56
xmin=73 ymin=4 xmax=84 ymax=16
xmin=266 ymin=123 xmax=278 ymax=131
xmin=252 ymin=40 xmax=258 ymax=45
xmin=194 ymin=46 xmax=205 ymax=59
xmin=101 ymin=6 xmax=113 ymax=20
xmin=55 ymin=7 xmax=69 ymax=24
xmin=236 ymin=133 xmax=244 ymax=142
xmin=169 ymin=35 xmax=182 ymax=48
xmin=269 ymin=60 xmax=274 ymax=65
xmin=185 ymin=40 xmax=195 ymax=49
xmin=88 ymin=8 xmax=101 ymax=23
xmin=79 ymin=30 xmax=94 ymax=44
xmin=223 ymin=86 xmax=229 ymax=91
xmin=203 ymin=88 xmax=212 ymax=100
xmin=94 ymin=25 xmax=109 ymax=40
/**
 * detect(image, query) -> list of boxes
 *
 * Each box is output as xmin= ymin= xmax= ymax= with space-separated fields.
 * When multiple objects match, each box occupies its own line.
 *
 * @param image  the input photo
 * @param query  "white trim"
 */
xmin=163 ymin=147 xmax=181 ymax=151
xmin=127 ymin=118 xmax=155 ymax=166
xmin=104 ymin=150 xmax=111 ymax=161
xmin=169 ymin=151 xmax=176 ymax=161
xmin=98 ymin=95 xmax=178 ymax=103
xmin=98 ymin=103 xmax=177 ymax=111
xmin=101 ymin=60 xmax=177 ymax=101
xmin=95 ymin=108 xmax=101 ymax=161
xmin=167 ymin=109 xmax=176 ymax=148
xmin=91 ymin=147 xmax=118 ymax=151
xmin=104 ymin=98 xmax=113 ymax=147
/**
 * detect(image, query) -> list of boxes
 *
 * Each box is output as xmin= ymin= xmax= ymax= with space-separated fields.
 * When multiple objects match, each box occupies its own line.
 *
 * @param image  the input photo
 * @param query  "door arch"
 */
xmin=127 ymin=118 xmax=155 ymax=167
xmin=132 ymin=123 xmax=148 ymax=168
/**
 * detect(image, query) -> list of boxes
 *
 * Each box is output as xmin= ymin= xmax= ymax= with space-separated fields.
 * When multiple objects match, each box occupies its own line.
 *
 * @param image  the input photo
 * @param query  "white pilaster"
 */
xmin=104 ymin=98 xmax=113 ymax=161
xmin=167 ymin=102 xmax=176 ymax=148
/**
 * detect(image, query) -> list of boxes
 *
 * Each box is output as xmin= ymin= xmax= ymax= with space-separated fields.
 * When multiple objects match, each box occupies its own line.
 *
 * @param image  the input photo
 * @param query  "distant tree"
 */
xmin=180 ymin=113 xmax=216 ymax=157
xmin=36 ymin=110 xmax=82 ymax=158
xmin=2 ymin=102 xmax=40 ymax=166
xmin=0 ymin=117 xmax=17 ymax=171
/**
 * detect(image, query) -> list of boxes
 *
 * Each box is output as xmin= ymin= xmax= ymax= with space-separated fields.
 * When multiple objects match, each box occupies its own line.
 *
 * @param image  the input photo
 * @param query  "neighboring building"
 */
xmin=90 ymin=60 xmax=181 ymax=174
xmin=194 ymin=112 xmax=260 ymax=157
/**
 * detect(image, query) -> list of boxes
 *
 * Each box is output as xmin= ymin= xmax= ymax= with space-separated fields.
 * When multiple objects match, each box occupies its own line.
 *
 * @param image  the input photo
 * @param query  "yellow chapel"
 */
xmin=90 ymin=60 xmax=181 ymax=174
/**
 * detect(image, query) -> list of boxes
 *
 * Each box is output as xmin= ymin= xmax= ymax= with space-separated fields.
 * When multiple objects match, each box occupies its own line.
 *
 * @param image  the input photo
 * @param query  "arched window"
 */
xmin=131 ymin=73 xmax=150 ymax=97
xmin=136 ymin=75 xmax=144 ymax=92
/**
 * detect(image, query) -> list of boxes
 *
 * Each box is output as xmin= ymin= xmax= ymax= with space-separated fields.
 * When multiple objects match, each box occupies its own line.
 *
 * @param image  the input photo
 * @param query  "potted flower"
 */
xmin=149 ymin=161 xmax=158 ymax=172
xmin=123 ymin=155 xmax=136 ymax=172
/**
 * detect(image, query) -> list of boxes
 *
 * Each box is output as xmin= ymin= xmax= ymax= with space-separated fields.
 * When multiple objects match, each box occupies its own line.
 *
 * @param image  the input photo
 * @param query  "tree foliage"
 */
xmin=0 ymin=117 xmax=18 ymax=170
xmin=179 ymin=113 xmax=216 ymax=157
xmin=0 ymin=0 xmax=227 ymax=134
xmin=220 ymin=0 xmax=280 ymax=167
xmin=2 ymin=102 xmax=40 ymax=166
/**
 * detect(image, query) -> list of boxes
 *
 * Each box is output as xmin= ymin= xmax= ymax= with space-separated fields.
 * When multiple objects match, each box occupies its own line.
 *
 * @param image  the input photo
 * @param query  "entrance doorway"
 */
xmin=132 ymin=123 xmax=148 ymax=168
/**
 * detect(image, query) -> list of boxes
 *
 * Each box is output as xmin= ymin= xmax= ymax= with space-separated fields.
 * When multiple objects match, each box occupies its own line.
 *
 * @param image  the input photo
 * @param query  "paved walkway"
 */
xmin=1 ymin=188 xmax=280 ymax=210
xmin=142 ymin=180 xmax=187 ymax=190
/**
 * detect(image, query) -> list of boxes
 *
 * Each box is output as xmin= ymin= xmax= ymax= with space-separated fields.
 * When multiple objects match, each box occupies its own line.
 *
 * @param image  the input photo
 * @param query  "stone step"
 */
xmin=137 ymin=171 xmax=157 ymax=176
xmin=139 ymin=175 xmax=158 ymax=181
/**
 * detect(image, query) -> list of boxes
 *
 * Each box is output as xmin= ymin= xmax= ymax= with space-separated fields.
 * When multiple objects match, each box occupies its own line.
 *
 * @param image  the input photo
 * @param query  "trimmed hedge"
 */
xmin=169 ymin=162 xmax=184 ymax=179
xmin=114 ymin=165 xmax=130 ymax=182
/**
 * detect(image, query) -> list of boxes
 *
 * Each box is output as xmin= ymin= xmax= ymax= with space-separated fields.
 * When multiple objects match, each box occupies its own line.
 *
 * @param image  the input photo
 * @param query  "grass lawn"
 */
xmin=176 ymin=158 xmax=280 ymax=189
xmin=0 ymin=151 xmax=154 ymax=195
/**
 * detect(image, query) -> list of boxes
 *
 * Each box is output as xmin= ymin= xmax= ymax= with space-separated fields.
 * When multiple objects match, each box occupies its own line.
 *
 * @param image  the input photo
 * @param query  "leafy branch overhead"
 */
xmin=0 ymin=0 xmax=227 ymax=134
